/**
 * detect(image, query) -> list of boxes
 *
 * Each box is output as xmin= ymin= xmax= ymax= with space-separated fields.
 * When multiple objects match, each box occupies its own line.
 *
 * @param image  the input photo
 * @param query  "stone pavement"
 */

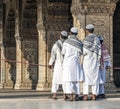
xmin=0 ymin=89 xmax=120 ymax=109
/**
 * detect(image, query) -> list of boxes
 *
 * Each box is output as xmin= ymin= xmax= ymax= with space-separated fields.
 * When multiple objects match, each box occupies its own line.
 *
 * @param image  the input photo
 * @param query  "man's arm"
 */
xmin=48 ymin=44 xmax=56 ymax=69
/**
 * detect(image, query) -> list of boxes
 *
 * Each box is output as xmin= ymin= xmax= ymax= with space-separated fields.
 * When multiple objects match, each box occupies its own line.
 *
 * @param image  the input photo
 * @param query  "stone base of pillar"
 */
xmin=14 ymin=82 xmax=21 ymax=89
xmin=4 ymin=81 xmax=13 ymax=89
xmin=36 ymin=81 xmax=51 ymax=91
xmin=0 ymin=83 xmax=4 ymax=89
xmin=105 ymin=81 xmax=117 ymax=93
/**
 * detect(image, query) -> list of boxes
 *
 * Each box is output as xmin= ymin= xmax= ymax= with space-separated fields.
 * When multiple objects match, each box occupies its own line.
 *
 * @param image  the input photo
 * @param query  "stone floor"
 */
xmin=0 ymin=89 xmax=120 ymax=109
xmin=0 ymin=98 xmax=120 ymax=109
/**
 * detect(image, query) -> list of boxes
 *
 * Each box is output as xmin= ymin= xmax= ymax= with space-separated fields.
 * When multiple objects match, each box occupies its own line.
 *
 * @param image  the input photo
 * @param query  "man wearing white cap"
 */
xmin=62 ymin=27 xmax=84 ymax=101
xmin=82 ymin=24 xmax=101 ymax=100
xmin=48 ymin=31 xmax=68 ymax=100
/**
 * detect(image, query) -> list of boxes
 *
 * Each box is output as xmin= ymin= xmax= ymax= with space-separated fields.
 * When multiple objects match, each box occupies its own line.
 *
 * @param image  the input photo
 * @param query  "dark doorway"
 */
xmin=113 ymin=0 xmax=120 ymax=88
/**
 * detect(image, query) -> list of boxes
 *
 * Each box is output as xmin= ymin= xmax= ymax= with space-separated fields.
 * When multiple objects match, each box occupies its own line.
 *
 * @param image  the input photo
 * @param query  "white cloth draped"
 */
xmin=62 ymin=43 xmax=84 ymax=83
xmin=83 ymin=35 xmax=101 ymax=85
xmin=49 ymin=40 xmax=64 ymax=84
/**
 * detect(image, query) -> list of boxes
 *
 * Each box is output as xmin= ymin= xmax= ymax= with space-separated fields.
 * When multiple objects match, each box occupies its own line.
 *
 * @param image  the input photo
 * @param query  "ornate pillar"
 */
xmin=71 ymin=0 xmax=118 ymax=91
xmin=0 ymin=2 xmax=5 ymax=88
xmin=14 ymin=0 xmax=22 ymax=89
xmin=36 ymin=0 xmax=49 ymax=90
xmin=71 ymin=0 xmax=87 ymax=40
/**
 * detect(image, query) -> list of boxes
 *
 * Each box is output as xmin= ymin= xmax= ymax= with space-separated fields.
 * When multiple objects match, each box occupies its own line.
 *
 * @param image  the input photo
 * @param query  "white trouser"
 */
xmin=99 ymin=84 xmax=105 ymax=94
xmin=64 ymin=82 xmax=80 ymax=95
xmin=51 ymin=83 xmax=66 ymax=93
xmin=83 ymin=83 xmax=99 ymax=95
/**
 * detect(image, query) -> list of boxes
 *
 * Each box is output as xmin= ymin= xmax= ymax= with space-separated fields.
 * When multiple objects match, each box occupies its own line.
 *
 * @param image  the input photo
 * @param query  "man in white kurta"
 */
xmin=82 ymin=24 xmax=101 ymax=100
xmin=48 ymin=31 xmax=68 ymax=99
xmin=98 ymin=36 xmax=111 ymax=98
xmin=62 ymin=27 xmax=84 ymax=101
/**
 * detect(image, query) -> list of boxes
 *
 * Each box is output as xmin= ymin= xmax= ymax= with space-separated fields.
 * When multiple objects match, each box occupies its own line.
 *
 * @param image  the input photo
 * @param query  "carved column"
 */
xmin=71 ymin=0 xmax=87 ymax=40
xmin=14 ymin=0 xmax=22 ymax=89
xmin=36 ymin=0 xmax=49 ymax=90
xmin=0 ymin=2 xmax=5 ymax=88
xmin=71 ymin=0 xmax=118 ymax=91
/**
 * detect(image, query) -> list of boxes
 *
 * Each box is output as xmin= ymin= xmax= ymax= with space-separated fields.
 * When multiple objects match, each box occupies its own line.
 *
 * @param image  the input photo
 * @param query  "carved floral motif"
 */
xmin=71 ymin=1 xmax=117 ymax=15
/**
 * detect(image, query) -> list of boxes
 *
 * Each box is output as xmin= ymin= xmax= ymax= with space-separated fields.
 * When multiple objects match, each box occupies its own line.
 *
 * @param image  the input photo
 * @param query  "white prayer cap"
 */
xmin=71 ymin=27 xmax=78 ymax=33
xmin=98 ymin=36 xmax=104 ymax=41
xmin=61 ymin=31 xmax=68 ymax=37
xmin=86 ymin=24 xmax=94 ymax=29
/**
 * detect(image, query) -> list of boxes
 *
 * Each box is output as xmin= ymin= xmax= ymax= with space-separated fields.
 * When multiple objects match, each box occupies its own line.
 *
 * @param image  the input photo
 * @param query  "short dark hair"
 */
xmin=100 ymin=40 xmax=103 ymax=44
xmin=61 ymin=35 xmax=67 ymax=39
xmin=71 ymin=32 xmax=78 ymax=35
xmin=87 ymin=28 xmax=94 ymax=33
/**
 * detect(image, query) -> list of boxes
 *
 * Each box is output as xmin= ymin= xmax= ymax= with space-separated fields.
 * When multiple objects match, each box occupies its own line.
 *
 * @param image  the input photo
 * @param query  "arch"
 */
xmin=4 ymin=9 xmax=16 ymax=88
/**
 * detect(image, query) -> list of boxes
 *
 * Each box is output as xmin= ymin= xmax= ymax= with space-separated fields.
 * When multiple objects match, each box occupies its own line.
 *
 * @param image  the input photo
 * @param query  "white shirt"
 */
xmin=62 ymin=42 xmax=84 ymax=82
xmin=49 ymin=40 xmax=64 ymax=84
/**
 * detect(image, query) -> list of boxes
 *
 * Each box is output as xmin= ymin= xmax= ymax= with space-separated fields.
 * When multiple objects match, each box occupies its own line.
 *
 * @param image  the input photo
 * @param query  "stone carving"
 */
xmin=47 ymin=1 xmax=72 ymax=53
xmin=71 ymin=3 xmax=87 ymax=15
xmin=4 ymin=47 xmax=16 ymax=88
xmin=5 ymin=9 xmax=16 ymax=47
xmin=22 ymin=0 xmax=38 ymax=40
xmin=71 ymin=1 xmax=117 ymax=16
xmin=87 ymin=5 xmax=116 ymax=15
xmin=23 ymin=40 xmax=38 ymax=81
xmin=110 ymin=0 xmax=119 ymax=3
xmin=88 ymin=16 xmax=110 ymax=49
xmin=82 ymin=0 xmax=119 ymax=3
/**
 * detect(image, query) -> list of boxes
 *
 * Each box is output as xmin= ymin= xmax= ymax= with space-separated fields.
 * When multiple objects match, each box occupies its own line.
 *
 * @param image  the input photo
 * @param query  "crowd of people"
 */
xmin=48 ymin=24 xmax=111 ymax=101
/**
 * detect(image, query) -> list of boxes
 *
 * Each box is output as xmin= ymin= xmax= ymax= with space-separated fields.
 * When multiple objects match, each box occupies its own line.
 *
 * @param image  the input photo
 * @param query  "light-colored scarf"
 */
xmin=83 ymin=34 xmax=101 ymax=55
xmin=64 ymin=35 xmax=83 ymax=53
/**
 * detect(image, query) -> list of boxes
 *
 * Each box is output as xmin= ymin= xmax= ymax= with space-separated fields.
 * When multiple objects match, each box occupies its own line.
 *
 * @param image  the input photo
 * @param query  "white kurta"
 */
xmin=83 ymin=37 xmax=101 ymax=85
xmin=62 ymin=43 xmax=84 ymax=83
xmin=49 ymin=40 xmax=63 ymax=84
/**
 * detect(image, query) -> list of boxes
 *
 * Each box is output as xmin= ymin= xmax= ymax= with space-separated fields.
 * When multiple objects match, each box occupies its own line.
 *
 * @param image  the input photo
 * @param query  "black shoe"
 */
xmin=74 ymin=95 xmax=80 ymax=101
xmin=96 ymin=94 xmax=106 ymax=99
xmin=96 ymin=95 xmax=101 ymax=98
xmin=100 ymin=94 xmax=106 ymax=99
xmin=79 ymin=96 xmax=84 ymax=101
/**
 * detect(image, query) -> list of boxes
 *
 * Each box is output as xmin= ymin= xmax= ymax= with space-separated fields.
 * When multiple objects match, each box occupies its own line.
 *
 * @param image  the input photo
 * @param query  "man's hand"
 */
xmin=48 ymin=65 xmax=53 ymax=69
xmin=106 ymin=66 xmax=110 ymax=70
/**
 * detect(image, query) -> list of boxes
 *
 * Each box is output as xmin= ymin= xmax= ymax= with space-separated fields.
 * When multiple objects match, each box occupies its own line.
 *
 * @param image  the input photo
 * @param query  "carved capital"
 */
xmin=15 ymin=34 xmax=22 ymax=41
xmin=82 ymin=0 xmax=119 ymax=3
xmin=71 ymin=1 xmax=117 ymax=16
xmin=110 ymin=0 xmax=119 ymax=3
xmin=0 ymin=41 xmax=4 ymax=47
xmin=85 ymin=3 xmax=116 ymax=15
xmin=71 ymin=3 xmax=87 ymax=15
xmin=37 ymin=23 xmax=46 ymax=41
xmin=36 ymin=23 xmax=45 ymax=31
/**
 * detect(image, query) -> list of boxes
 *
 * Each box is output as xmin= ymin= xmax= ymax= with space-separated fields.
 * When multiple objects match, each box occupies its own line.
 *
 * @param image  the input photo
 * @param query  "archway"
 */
xmin=4 ymin=9 xmax=16 ymax=88
xmin=46 ymin=0 xmax=72 ymax=85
